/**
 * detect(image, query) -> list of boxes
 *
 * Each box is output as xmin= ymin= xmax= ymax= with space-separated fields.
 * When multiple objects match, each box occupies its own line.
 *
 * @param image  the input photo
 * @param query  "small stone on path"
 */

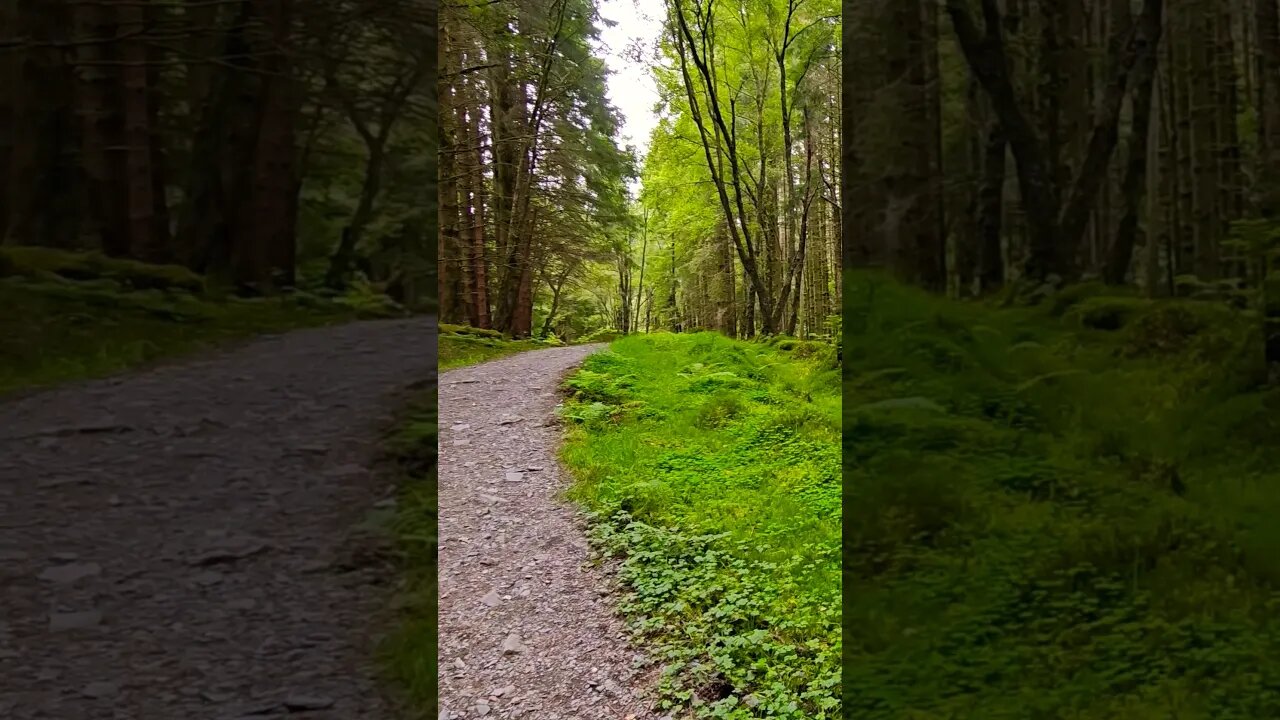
xmin=38 ymin=562 xmax=100 ymax=584
xmin=284 ymin=694 xmax=335 ymax=711
xmin=480 ymin=589 xmax=501 ymax=607
xmin=501 ymin=633 xmax=527 ymax=655
xmin=80 ymin=681 xmax=118 ymax=699
xmin=49 ymin=610 xmax=102 ymax=632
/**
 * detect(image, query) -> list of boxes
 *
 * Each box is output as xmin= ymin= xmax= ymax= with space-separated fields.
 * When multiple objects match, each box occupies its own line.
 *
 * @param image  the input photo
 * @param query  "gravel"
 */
xmin=0 ymin=316 xmax=436 ymax=718
xmin=437 ymin=345 xmax=661 ymax=720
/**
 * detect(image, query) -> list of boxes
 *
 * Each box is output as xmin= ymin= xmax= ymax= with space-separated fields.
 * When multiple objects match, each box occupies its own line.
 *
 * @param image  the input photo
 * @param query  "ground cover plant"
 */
xmin=437 ymin=324 xmax=555 ymax=370
xmin=0 ymin=247 xmax=401 ymax=395
xmin=560 ymin=332 xmax=841 ymax=718
xmin=378 ymin=387 xmax=439 ymax=720
xmin=844 ymin=270 xmax=1280 ymax=719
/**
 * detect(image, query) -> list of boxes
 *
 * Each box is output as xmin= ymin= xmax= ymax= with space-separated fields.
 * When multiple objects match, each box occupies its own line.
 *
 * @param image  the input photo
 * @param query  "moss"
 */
xmin=1066 ymin=296 xmax=1150 ymax=331
xmin=439 ymin=323 xmax=504 ymax=339
xmin=0 ymin=277 xmax=352 ymax=395
xmin=580 ymin=327 xmax=623 ymax=343
xmin=0 ymin=246 xmax=204 ymax=292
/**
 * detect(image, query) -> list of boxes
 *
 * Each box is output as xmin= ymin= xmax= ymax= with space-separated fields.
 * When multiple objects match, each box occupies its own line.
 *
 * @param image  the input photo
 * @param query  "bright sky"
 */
xmin=596 ymin=0 xmax=665 ymax=177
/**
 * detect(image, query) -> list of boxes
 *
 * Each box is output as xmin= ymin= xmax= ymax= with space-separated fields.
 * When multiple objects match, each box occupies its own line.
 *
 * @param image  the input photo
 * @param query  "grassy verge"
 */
xmin=378 ymin=387 xmax=438 ymax=720
xmin=439 ymin=323 xmax=552 ymax=370
xmin=0 ymin=246 xmax=416 ymax=395
xmin=559 ymin=332 xmax=841 ymax=719
xmin=845 ymin=270 xmax=1280 ymax=718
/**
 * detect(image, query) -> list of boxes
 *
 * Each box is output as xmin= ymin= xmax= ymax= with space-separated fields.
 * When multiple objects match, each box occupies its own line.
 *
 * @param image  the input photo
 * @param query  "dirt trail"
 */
xmin=0 ymin=316 xmax=436 ymax=719
xmin=437 ymin=345 xmax=660 ymax=720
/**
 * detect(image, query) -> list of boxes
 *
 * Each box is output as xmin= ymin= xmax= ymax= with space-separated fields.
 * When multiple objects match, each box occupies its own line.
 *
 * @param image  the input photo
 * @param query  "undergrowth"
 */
xmin=560 ymin=332 xmax=841 ymax=718
xmin=439 ymin=324 xmax=568 ymax=370
xmin=379 ymin=386 xmax=438 ymax=720
xmin=0 ymin=246 xmax=418 ymax=395
xmin=845 ymin=270 xmax=1280 ymax=718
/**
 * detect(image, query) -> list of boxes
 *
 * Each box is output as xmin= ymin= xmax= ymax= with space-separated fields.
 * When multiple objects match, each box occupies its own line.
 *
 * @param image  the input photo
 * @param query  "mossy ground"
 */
xmin=438 ymin=323 xmax=566 ymax=370
xmin=378 ymin=388 xmax=438 ymax=720
xmin=560 ymin=332 xmax=841 ymax=718
xmin=0 ymin=247 xmax=423 ymax=396
xmin=845 ymin=270 xmax=1280 ymax=719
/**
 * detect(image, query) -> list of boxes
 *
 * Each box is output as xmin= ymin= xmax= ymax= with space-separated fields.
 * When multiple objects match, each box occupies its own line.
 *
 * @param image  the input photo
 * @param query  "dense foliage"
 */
xmin=2 ymin=1 xmax=436 ymax=303
xmin=438 ymin=0 xmax=633 ymax=338
xmin=844 ymin=270 xmax=1280 ymax=718
xmin=561 ymin=332 xmax=841 ymax=718
xmin=637 ymin=0 xmax=841 ymax=339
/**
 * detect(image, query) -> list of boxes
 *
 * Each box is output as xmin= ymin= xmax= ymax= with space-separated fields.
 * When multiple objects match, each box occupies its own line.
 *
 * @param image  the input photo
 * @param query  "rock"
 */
xmin=322 ymin=463 xmax=365 ymax=478
xmin=479 ymin=494 xmax=503 ymax=504
xmin=492 ymin=684 xmax=515 ymax=697
xmin=453 ymin=658 xmax=467 ymax=670
xmin=189 ymin=541 xmax=269 ymax=566
xmin=236 ymin=700 xmax=281 ymax=715
xmin=199 ymin=689 xmax=233 ymax=703
xmin=38 ymin=562 xmax=101 ymax=584
xmin=283 ymin=694 xmax=335 ymax=711
xmin=497 ymin=417 xmax=523 ymax=426
xmin=504 ymin=472 xmax=524 ymax=483
xmin=81 ymin=681 xmax=118 ymax=699
xmin=192 ymin=570 xmax=223 ymax=586
xmin=49 ymin=609 xmax=102 ymax=632
xmin=501 ymin=633 xmax=527 ymax=654
xmin=474 ymin=702 xmax=492 ymax=716
xmin=526 ymin=465 xmax=544 ymax=472
xmin=451 ymin=423 xmax=471 ymax=431
xmin=480 ymin=589 xmax=501 ymax=607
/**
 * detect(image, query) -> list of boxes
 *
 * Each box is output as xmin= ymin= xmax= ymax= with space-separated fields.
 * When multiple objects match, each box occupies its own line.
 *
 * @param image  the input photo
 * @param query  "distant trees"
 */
xmin=648 ymin=0 xmax=841 ymax=338
xmin=1 ymin=0 xmax=436 ymax=305
xmin=844 ymin=0 xmax=1280 ymax=300
xmin=438 ymin=0 xmax=631 ymax=338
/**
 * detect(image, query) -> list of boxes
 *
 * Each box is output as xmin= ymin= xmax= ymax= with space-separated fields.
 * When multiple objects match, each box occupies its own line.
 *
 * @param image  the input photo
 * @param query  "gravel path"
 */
xmin=438 ymin=345 xmax=661 ymax=720
xmin=0 ymin=316 xmax=437 ymax=719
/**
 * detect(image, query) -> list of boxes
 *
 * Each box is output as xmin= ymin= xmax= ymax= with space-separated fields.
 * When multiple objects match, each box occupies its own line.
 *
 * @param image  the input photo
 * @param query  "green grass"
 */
xmin=560 ymin=332 xmax=841 ymax=719
xmin=438 ymin=323 xmax=569 ymax=370
xmin=378 ymin=388 xmax=438 ymax=719
xmin=0 ymin=246 xmax=425 ymax=396
xmin=0 ymin=278 xmax=358 ymax=396
xmin=845 ymin=270 xmax=1280 ymax=719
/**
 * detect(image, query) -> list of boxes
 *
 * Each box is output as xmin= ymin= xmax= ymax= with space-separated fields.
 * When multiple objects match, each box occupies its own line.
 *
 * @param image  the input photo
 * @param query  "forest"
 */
xmin=438 ymin=0 xmax=840 ymax=343
xmin=0 ymin=0 xmax=436 ymax=390
xmin=846 ymin=0 xmax=1280 ymax=716
xmin=438 ymin=0 xmax=842 ymax=716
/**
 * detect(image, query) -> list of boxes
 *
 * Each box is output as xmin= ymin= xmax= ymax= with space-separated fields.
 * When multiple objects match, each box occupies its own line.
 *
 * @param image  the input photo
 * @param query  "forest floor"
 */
xmin=559 ymin=333 xmax=841 ymax=719
xmin=845 ymin=271 xmax=1280 ymax=718
xmin=435 ymin=344 xmax=663 ymax=720
xmin=0 ymin=246 xmax=412 ymax=396
xmin=0 ymin=315 xmax=437 ymax=719
xmin=438 ymin=324 xmax=550 ymax=370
